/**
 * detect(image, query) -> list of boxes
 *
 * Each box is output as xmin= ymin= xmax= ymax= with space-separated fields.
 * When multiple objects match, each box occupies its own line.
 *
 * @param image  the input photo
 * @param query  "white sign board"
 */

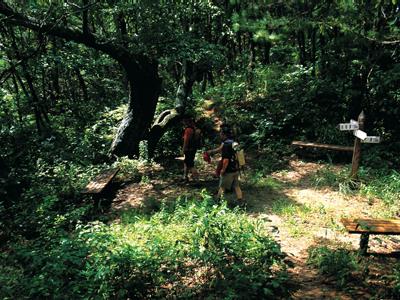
xmin=350 ymin=119 xmax=358 ymax=125
xmin=353 ymin=129 xmax=367 ymax=140
xmin=339 ymin=123 xmax=359 ymax=131
xmin=362 ymin=136 xmax=381 ymax=143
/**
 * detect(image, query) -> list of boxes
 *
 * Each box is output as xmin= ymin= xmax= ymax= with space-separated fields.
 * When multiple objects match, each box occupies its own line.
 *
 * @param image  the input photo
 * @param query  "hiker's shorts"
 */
xmin=184 ymin=150 xmax=196 ymax=168
xmin=219 ymin=171 xmax=239 ymax=190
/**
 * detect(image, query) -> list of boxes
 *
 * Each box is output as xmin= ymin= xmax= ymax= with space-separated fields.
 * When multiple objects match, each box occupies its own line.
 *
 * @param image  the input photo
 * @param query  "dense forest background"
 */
xmin=1 ymin=0 xmax=399 ymax=299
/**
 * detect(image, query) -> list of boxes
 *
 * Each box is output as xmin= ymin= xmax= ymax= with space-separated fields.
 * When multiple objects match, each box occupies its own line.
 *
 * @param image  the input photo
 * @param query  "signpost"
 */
xmin=338 ymin=111 xmax=381 ymax=178
xmin=353 ymin=129 xmax=367 ymax=141
xmin=338 ymin=122 xmax=359 ymax=131
xmin=350 ymin=112 xmax=365 ymax=178
xmin=362 ymin=136 xmax=380 ymax=143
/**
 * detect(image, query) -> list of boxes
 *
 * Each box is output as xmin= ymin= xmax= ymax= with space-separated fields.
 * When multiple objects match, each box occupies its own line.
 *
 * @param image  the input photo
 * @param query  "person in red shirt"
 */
xmin=182 ymin=117 xmax=199 ymax=182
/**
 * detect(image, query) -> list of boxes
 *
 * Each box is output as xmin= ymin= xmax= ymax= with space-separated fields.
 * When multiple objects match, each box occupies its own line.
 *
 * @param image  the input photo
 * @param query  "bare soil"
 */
xmin=110 ymin=157 xmax=400 ymax=299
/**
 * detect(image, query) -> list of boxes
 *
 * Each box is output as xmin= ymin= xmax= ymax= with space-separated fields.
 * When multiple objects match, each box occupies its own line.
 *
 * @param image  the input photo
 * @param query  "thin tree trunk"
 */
xmin=11 ymin=74 xmax=23 ymax=126
xmin=247 ymin=36 xmax=256 ymax=88
xmin=262 ymin=41 xmax=271 ymax=65
xmin=74 ymin=67 xmax=88 ymax=103
xmin=310 ymin=27 xmax=317 ymax=76
xmin=297 ymin=30 xmax=306 ymax=65
xmin=5 ymin=28 xmax=50 ymax=135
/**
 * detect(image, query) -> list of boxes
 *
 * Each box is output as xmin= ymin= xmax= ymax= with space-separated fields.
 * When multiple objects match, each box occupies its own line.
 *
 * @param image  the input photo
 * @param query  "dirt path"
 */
xmin=110 ymin=95 xmax=397 ymax=299
xmin=110 ymin=158 xmax=399 ymax=299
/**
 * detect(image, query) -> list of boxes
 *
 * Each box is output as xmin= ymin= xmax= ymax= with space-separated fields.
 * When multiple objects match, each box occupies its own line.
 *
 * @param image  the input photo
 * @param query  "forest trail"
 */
xmin=109 ymin=97 xmax=398 ymax=298
xmin=110 ymin=157 xmax=399 ymax=299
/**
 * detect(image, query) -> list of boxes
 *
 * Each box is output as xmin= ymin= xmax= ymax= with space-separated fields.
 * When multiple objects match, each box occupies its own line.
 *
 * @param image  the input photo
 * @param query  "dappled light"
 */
xmin=1 ymin=1 xmax=400 ymax=298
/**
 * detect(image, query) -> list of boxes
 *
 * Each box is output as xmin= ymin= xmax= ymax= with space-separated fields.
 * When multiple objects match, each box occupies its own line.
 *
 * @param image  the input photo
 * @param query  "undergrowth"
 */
xmin=307 ymin=246 xmax=359 ymax=288
xmin=0 ymin=192 xmax=288 ymax=299
xmin=311 ymin=165 xmax=400 ymax=217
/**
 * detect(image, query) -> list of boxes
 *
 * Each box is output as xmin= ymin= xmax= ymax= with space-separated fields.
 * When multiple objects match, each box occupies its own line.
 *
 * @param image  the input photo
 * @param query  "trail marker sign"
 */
xmin=362 ymin=136 xmax=380 ymax=143
xmin=353 ymin=130 xmax=367 ymax=140
xmin=339 ymin=122 xmax=359 ymax=131
xmin=338 ymin=111 xmax=381 ymax=178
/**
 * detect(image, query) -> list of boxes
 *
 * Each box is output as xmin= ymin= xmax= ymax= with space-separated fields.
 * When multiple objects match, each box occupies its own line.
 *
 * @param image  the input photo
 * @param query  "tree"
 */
xmin=0 ymin=1 xmax=225 ymax=157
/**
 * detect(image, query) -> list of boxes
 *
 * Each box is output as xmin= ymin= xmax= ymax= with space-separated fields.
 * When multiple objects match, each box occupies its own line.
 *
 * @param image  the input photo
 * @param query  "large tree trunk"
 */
xmin=110 ymin=59 xmax=161 ymax=157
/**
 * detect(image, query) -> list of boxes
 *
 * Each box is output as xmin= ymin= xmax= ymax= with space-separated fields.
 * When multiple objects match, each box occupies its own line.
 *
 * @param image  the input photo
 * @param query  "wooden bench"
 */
xmin=82 ymin=167 xmax=120 ymax=194
xmin=341 ymin=218 xmax=400 ymax=255
xmin=292 ymin=141 xmax=353 ymax=152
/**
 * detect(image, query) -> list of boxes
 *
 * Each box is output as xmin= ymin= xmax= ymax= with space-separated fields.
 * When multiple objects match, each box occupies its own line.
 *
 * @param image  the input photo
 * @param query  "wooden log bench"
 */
xmin=292 ymin=141 xmax=353 ymax=152
xmin=341 ymin=218 xmax=400 ymax=255
xmin=82 ymin=167 xmax=120 ymax=194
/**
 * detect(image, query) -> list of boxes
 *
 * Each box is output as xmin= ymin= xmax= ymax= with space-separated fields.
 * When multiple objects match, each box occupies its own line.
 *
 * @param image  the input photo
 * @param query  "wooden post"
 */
xmin=359 ymin=233 xmax=369 ymax=256
xmin=350 ymin=111 xmax=365 ymax=179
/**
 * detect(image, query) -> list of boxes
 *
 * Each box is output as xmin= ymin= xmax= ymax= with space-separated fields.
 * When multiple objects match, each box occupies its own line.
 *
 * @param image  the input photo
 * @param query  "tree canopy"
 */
xmin=1 ymin=0 xmax=400 ymax=298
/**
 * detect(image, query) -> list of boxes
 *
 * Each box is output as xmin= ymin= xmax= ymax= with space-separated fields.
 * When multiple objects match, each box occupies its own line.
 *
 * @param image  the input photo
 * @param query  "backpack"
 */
xmin=232 ymin=141 xmax=246 ymax=168
xmin=187 ymin=126 xmax=203 ymax=150
xmin=193 ymin=127 xmax=203 ymax=149
xmin=224 ymin=140 xmax=246 ymax=170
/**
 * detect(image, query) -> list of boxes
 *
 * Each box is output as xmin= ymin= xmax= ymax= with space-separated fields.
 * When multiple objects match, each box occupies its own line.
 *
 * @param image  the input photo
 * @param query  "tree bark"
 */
xmin=297 ymin=30 xmax=307 ymax=65
xmin=310 ymin=27 xmax=317 ymax=76
xmin=247 ymin=36 xmax=256 ymax=88
xmin=146 ymin=61 xmax=199 ymax=157
xmin=11 ymin=74 xmax=23 ymax=126
xmin=110 ymin=59 xmax=162 ymax=157
xmin=262 ymin=41 xmax=271 ymax=65
xmin=74 ymin=67 xmax=89 ymax=104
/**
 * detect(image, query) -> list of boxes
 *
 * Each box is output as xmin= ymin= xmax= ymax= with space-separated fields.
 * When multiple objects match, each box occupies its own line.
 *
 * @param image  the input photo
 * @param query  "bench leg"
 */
xmin=359 ymin=233 xmax=369 ymax=256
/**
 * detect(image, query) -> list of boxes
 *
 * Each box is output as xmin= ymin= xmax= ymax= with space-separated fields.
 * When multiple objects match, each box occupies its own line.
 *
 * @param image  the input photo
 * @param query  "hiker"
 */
xmin=206 ymin=125 xmax=231 ymax=177
xmin=182 ymin=117 xmax=200 ymax=182
xmin=215 ymin=128 xmax=244 ymax=207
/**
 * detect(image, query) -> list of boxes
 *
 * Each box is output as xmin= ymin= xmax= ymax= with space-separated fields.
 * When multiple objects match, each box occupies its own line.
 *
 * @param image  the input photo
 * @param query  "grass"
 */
xmin=246 ymin=172 xmax=284 ymax=190
xmin=307 ymin=245 xmax=359 ymax=288
xmin=359 ymin=170 xmax=400 ymax=217
xmin=1 ymin=193 xmax=288 ymax=299
xmin=270 ymin=197 xmax=332 ymax=237
xmin=310 ymin=164 xmax=400 ymax=217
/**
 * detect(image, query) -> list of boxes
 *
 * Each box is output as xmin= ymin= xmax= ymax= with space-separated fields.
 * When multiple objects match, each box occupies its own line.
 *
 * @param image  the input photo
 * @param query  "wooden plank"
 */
xmin=342 ymin=218 xmax=400 ymax=224
xmin=291 ymin=141 xmax=353 ymax=152
xmin=82 ymin=167 xmax=120 ymax=194
xmin=341 ymin=218 xmax=400 ymax=235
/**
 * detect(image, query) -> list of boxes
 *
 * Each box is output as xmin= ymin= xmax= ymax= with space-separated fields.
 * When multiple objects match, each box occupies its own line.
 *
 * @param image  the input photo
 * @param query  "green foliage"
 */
xmin=0 ymin=194 xmax=288 ymax=299
xmin=311 ymin=164 xmax=400 ymax=217
xmin=1 ymin=1 xmax=400 ymax=298
xmin=391 ymin=264 xmax=400 ymax=298
xmin=113 ymin=156 xmax=141 ymax=181
xmin=307 ymin=246 xmax=359 ymax=288
xmin=359 ymin=169 xmax=400 ymax=217
xmin=311 ymin=165 xmax=357 ymax=194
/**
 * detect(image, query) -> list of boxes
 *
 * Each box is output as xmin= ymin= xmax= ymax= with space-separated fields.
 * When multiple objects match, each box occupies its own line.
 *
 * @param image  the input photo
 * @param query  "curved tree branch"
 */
xmin=0 ymin=1 xmax=138 ymax=67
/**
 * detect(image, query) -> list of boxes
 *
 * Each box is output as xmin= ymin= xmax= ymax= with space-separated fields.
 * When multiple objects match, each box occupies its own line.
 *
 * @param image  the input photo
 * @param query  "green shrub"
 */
xmin=307 ymin=246 xmax=359 ymax=288
xmin=359 ymin=169 xmax=400 ymax=217
xmin=0 ymin=193 xmax=288 ymax=299
xmin=391 ymin=264 xmax=400 ymax=298
xmin=311 ymin=165 xmax=359 ymax=194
